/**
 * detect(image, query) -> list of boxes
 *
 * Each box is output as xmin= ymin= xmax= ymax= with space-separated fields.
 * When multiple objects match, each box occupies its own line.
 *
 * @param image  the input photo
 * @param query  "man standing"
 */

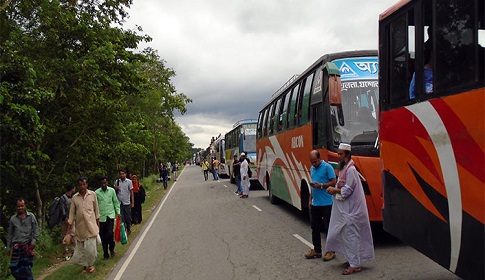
xmin=114 ymin=168 xmax=134 ymax=235
xmin=60 ymin=183 xmax=75 ymax=261
xmin=96 ymin=176 xmax=120 ymax=260
xmin=239 ymin=153 xmax=250 ymax=198
xmin=201 ymin=158 xmax=210 ymax=181
xmin=68 ymin=176 xmax=100 ymax=274
xmin=172 ymin=162 xmax=179 ymax=181
xmin=325 ymin=143 xmax=375 ymax=275
xmin=7 ymin=198 xmax=39 ymax=280
xmin=232 ymin=154 xmax=242 ymax=195
xmin=304 ymin=150 xmax=336 ymax=261
xmin=212 ymin=157 xmax=220 ymax=180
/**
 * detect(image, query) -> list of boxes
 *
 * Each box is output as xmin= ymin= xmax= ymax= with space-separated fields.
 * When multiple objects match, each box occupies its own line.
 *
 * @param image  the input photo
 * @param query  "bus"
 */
xmin=209 ymin=134 xmax=228 ymax=178
xmin=225 ymin=119 xmax=260 ymax=187
xmin=378 ymin=1 xmax=484 ymax=279
xmin=256 ymin=50 xmax=382 ymax=221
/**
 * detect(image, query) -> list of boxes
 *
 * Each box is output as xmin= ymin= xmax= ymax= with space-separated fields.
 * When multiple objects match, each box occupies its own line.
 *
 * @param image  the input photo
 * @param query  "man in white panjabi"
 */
xmin=239 ymin=153 xmax=250 ymax=198
xmin=67 ymin=176 xmax=100 ymax=274
xmin=325 ymin=143 xmax=375 ymax=275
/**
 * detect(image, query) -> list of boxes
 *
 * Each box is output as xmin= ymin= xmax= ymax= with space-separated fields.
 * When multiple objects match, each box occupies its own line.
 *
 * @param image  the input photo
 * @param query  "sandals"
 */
xmin=88 ymin=266 xmax=95 ymax=273
xmin=342 ymin=267 xmax=362 ymax=275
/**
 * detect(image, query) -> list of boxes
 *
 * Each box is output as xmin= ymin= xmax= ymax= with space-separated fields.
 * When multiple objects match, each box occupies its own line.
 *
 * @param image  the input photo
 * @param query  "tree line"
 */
xmin=0 ymin=0 xmax=193 ymax=241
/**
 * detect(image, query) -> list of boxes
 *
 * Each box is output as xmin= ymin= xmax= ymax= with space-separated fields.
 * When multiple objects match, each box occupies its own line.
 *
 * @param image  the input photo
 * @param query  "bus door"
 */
xmin=311 ymin=63 xmax=341 ymax=150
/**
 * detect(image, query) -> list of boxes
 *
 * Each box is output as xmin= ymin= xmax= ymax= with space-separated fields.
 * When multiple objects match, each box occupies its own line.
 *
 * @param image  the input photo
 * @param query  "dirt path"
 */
xmin=37 ymin=258 xmax=69 ymax=280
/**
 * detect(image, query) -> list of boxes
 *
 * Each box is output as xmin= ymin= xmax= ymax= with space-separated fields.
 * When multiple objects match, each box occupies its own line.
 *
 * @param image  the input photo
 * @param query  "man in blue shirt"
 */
xmin=304 ymin=150 xmax=336 ymax=261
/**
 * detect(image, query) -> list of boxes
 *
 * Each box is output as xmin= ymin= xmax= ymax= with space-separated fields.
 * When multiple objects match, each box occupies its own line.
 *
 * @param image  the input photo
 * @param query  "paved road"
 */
xmin=107 ymin=165 xmax=460 ymax=280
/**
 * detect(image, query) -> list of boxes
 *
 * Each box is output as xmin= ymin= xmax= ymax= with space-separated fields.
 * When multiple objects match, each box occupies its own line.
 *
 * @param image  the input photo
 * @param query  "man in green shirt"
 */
xmin=96 ymin=176 xmax=120 ymax=259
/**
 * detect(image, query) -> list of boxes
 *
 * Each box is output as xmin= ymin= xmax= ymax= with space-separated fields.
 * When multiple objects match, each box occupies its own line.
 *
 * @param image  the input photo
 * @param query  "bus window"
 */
xmin=257 ymin=111 xmax=264 ymax=139
xmin=280 ymin=92 xmax=290 ymax=131
xmin=389 ymin=11 xmax=411 ymax=105
xmin=273 ymin=97 xmax=283 ymax=133
xmin=300 ymin=72 xmax=314 ymax=125
xmin=435 ymin=0 xmax=482 ymax=93
xmin=268 ymin=102 xmax=276 ymax=135
xmin=265 ymin=103 xmax=274 ymax=136
xmin=288 ymin=83 xmax=300 ymax=128
xmin=261 ymin=108 xmax=269 ymax=137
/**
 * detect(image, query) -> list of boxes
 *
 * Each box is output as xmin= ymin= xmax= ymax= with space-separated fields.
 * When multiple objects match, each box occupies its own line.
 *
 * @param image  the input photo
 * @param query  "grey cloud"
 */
xmin=125 ymin=0 xmax=398 ymax=148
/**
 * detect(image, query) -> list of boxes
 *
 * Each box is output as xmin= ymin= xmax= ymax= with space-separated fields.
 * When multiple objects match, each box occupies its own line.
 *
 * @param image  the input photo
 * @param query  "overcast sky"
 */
xmin=124 ymin=0 xmax=398 ymax=149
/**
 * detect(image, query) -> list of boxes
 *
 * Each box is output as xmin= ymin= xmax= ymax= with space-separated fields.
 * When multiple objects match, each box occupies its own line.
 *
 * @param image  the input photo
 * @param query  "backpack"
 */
xmin=48 ymin=196 xmax=65 ymax=228
xmin=139 ymin=186 xmax=146 ymax=204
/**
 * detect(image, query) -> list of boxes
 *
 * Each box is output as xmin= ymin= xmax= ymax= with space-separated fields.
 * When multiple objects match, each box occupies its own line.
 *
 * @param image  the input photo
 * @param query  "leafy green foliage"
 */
xmin=0 ymin=0 xmax=193 ymax=242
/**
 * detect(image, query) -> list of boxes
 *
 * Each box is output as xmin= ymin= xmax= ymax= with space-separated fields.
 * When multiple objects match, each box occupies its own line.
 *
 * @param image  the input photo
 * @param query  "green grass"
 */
xmin=31 ymin=173 xmax=171 ymax=280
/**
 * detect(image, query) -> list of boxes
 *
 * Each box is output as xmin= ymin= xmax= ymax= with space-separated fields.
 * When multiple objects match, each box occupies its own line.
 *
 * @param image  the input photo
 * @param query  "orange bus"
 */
xmin=379 ymin=0 xmax=484 ymax=279
xmin=256 ymin=50 xmax=382 ymax=221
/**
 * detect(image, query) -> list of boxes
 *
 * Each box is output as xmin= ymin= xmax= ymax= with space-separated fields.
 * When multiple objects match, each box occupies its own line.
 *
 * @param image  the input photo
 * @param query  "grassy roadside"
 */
xmin=30 ymin=173 xmax=172 ymax=280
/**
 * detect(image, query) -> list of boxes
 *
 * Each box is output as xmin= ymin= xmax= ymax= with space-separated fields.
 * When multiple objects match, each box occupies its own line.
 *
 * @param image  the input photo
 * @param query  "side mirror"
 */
xmin=325 ymin=62 xmax=342 ymax=106
xmin=329 ymin=75 xmax=342 ymax=106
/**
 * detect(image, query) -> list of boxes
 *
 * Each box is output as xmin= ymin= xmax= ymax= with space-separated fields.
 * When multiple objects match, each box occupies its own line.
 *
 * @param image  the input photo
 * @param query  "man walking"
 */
xmin=7 ymin=198 xmax=39 ymax=280
xmin=68 ymin=176 xmax=100 ymax=274
xmin=114 ymin=168 xmax=134 ymax=235
xmin=325 ymin=143 xmax=375 ymax=275
xmin=304 ymin=150 xmax=336 ymax=261
xmin=96 ymin=176 xmax=120 ymax=260
xmin=239 ymin=153 xmax=250 ymax=198
xmin=201 ymin=158 xmax=210 ymax=181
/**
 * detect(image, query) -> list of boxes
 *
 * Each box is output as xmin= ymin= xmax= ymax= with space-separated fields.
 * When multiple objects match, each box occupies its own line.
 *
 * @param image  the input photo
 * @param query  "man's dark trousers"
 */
xmin=100 ymin=217 xmax=115 ymax=258
xmin=310 ymin=205 xmax=332 ymax=253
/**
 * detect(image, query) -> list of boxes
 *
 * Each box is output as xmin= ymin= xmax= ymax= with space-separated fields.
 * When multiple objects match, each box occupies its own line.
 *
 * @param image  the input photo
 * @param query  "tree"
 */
xmin=0 ymin=0 xmax=192 ymax=236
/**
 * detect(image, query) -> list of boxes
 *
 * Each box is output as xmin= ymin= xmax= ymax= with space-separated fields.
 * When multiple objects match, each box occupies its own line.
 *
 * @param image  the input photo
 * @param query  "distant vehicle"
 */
xmin=379 ymin=0 xmax=484 ymax=279
xmin=225 ymin=119 xmax=260 ymax=187
xmin=256 ymin=50 xmax=382 ymax=222
xmin=208 ymin=134 xmax=228 ymax=178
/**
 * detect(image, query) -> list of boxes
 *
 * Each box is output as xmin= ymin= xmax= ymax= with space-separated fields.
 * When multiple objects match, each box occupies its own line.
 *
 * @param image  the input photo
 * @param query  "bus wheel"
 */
xmin=301 ymin=182 xmax=310 ymax=221
xmin=268 ymin=177 xmax=278 ymax=204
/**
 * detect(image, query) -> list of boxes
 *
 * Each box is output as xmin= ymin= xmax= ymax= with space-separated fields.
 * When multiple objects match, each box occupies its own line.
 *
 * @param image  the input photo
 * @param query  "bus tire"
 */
xmin=301 ymin=182 xmax=310 ymax=221
xmin=268 ymin=176 xmax=278 ymax=204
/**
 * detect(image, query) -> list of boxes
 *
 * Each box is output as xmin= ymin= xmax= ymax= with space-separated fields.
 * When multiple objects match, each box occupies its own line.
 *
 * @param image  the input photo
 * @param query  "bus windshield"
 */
xmin=331 ymin=57 xmax=379 ymax=153
xmin=243 ymin=126 xmax=257 ymax=153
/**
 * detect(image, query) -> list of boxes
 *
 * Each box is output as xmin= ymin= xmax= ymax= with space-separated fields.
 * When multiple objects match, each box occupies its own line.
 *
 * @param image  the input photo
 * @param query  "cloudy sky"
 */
xmin=124 ymin=0 xmax=398 ymax=149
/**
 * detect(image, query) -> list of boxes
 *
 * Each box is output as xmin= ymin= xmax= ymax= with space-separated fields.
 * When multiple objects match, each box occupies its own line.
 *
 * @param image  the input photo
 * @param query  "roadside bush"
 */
xmin=0 ymin=228 xmax=9 ymax=280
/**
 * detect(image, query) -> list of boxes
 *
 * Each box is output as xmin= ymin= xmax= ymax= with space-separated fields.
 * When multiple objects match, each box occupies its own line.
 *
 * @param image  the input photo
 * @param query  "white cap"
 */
xmin=338 ymin=143 xmax=351 ymax=151
xmin=240 ymin=152 xmax=246 ymax=156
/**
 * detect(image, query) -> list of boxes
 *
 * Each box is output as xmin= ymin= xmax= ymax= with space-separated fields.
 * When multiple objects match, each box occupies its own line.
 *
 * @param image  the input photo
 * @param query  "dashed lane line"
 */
xmin=293 ymin=233 xmax=313 ymax=248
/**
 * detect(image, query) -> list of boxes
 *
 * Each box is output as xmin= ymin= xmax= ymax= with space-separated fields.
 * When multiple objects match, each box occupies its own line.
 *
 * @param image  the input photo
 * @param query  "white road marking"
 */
xmin=114 ymin=169 xmax=182 ymax=280
xmin=252 ymin=205 xmax=262 ymax=212
xmin=293 ymin=234 xmax=313 ymax=248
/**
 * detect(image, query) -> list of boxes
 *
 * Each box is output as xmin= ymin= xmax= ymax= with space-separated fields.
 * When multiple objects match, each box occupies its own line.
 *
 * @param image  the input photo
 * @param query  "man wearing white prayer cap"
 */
xmin=338 ymin=143 xmax=351 ymax=151
xmin=324 ymin=142 xmax=375 ymax=275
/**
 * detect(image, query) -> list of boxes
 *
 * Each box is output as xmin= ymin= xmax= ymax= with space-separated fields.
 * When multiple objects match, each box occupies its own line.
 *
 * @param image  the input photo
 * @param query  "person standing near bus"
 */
xmin=325 ymin=143 xmax=374 ymax=275
xmin=232 ymin=154 xmax=242 ymax=195
xmin=304 ymin=150 xmax=336 ymax=261
xmin=239 ymin=153 xmax=250 ymax=198
xmin=212 ymin=157 xmax=220 ymax=180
